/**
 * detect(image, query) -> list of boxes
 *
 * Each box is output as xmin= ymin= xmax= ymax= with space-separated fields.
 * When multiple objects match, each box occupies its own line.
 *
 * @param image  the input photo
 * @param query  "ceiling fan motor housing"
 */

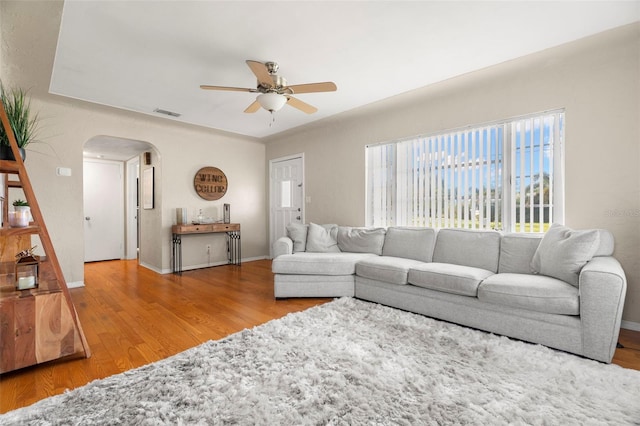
xmin=265 ymin=61 xmax=279 ymax=74
xmin=258 ymin=75 xmax=287 ymax=93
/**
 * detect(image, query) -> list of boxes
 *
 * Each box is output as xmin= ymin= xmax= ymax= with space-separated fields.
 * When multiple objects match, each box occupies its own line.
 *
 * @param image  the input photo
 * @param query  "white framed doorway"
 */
xmin=269 ymin=154 xmax=304 ymax=258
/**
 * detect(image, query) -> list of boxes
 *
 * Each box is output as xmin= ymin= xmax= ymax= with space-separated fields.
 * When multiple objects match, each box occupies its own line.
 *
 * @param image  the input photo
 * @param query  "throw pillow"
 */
xmin=337 ymin=226 xmax=386 ymax=255
xmin=286 ymin=223 xmax=309 ymax=253
xmin=305 ymin=223 xmax=341 ymax=253
xmin=530 ymin=223 xmax=600 ymax=287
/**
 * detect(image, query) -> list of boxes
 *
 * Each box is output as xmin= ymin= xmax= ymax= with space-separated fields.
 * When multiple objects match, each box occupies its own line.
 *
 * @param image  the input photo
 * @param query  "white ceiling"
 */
xmin=51 ymin=1 xmax=639 ymax=140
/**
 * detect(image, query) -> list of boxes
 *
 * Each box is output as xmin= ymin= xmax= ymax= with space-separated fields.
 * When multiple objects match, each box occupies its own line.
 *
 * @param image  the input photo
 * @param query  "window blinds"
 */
xmin=366 ymin=110 xmax=563 ymax=232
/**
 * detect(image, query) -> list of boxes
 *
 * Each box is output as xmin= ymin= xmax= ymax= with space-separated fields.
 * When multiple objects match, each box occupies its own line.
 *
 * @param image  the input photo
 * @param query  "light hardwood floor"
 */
xmin=1 ymin=259 xmax=639 ymax=414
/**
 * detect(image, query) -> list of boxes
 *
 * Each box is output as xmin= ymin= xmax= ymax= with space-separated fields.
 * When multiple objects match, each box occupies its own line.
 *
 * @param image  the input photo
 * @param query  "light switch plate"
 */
xmin=56 ymin=167 xmax=72 ymax=177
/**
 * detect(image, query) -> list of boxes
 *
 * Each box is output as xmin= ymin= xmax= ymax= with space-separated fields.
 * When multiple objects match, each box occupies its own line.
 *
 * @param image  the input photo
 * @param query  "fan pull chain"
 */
xmin=269 ymin=110 xmax=276 ymax=127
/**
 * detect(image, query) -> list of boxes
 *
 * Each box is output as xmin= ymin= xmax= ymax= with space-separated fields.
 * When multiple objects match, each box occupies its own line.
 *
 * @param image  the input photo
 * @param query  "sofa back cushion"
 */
xmin=433 ymin=229 xmax=501 ymax=272
xmin=305 ymin=223 xmax=340 ymax=253
xmin=498 ymin=233 xmax=542 ymax=274
xmin=337 ymin=227 xmax=386 ymax=255
xmin=382 ymin=227 xmax=436 ymax=262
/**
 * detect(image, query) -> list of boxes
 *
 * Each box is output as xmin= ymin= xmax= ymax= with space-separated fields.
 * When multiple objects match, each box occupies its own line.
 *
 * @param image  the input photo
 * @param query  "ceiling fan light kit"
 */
xmin=257 ymin=93 xmax=287 ymax=112
xmin=201 ymin=60 xmax=337 ymax=120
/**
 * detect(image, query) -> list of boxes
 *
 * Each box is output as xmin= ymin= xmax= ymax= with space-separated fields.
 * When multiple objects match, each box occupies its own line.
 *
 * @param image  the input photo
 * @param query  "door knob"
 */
xmin=85 ymin=217 xmax=91 ymax=221
xmin=296 ymin=216 xmax=301 ymax=220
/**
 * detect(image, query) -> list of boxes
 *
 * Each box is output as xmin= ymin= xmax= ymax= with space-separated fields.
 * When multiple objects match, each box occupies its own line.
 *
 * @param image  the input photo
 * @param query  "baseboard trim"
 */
xmin=621 ymin=320 xmax=640 ymax=332
xmin=241 ymin=256 xmax=268 ymax=263
xmin=139 ymin=262 xmax=164 ymax=274
xmin=67 ymin=281 xmax=85 ymax=289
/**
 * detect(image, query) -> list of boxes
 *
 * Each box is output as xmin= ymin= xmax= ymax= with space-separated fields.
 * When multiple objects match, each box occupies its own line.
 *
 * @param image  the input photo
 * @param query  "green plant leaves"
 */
xmin=0 ymin=82 xmax=39 ymax=148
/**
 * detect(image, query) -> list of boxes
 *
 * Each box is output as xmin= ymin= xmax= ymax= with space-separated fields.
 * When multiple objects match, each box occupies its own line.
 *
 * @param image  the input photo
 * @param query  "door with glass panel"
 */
xmin=269 ymin=155 xmax=304 ymax=258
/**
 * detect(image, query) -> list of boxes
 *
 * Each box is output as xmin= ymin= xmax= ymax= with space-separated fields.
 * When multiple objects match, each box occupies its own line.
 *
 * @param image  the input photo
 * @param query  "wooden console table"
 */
xmin=171 ymin=223 xmax=241 ymax=274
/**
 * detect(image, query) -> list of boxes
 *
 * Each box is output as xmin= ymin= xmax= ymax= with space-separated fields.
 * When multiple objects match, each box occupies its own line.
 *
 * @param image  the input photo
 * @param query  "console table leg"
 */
xmin=172 ymin=234 xmax=176 ymax=273
xmin=237 ymin=232 xmax=241 ymax=266
xmin=172 ymin=234 xmax=183 ymax=275
xmin=226 ymin=231 xmax=241 ymax=266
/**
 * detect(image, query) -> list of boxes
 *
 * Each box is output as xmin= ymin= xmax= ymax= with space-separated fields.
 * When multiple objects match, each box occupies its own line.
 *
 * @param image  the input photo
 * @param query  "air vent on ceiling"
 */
xmin=153 ymin=108 xmax=181 ymax=117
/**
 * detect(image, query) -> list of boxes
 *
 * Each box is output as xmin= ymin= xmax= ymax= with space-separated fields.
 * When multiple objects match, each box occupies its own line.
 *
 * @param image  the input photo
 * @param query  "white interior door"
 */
xmin=270 ymin=155 xmax=304 ymax=257
xmin=84 ymin=159 xmax=125 ymax=262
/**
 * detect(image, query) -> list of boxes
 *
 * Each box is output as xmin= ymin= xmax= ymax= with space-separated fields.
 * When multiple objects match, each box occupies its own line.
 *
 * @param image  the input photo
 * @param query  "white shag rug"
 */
xmin=2 ymin=297 xmax=639 ymax=425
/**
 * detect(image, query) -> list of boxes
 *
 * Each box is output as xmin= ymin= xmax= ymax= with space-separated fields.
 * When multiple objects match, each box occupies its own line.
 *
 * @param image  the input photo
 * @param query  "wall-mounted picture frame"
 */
xmin=143 ymin=167 xmax=154 ymax=209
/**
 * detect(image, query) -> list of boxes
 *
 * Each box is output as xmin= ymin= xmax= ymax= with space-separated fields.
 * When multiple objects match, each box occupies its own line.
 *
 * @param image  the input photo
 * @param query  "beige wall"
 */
xmin=1 ymin=1 xmax=267 ymax=283
xmin=266 ymin=24 xmax=640 ymax=324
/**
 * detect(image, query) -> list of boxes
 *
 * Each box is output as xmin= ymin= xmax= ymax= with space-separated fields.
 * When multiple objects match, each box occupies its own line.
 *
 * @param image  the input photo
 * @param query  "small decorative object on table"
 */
xmin=15 ymin=245 xmax=39 ymax=290
xmin=192 ymin=208 xmax=215 ymax=224
xmin=9 ymin=198 xmax=30 ymax=227
xmin=176 ymin=207 xmax=188 ymax=225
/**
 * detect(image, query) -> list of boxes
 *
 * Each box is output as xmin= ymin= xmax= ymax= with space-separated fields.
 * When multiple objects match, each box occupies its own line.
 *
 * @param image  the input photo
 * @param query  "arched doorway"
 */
xmin=83 ymin=135 xmax=158 ymax=263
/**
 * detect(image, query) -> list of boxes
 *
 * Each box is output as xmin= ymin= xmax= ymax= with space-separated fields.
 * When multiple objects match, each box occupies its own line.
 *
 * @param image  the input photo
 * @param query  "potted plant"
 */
xmin=0 ymin=82 xmax=39 ymax=161
xmin=9 ymin=199 xmax=30 ymax=227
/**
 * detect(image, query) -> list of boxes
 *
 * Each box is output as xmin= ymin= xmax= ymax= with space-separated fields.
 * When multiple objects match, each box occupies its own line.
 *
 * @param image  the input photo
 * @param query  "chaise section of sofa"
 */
xmin=273 ymin=252 xmax=377 ymax=297
xmin=272 ymin=223 xmax=384 ymax=297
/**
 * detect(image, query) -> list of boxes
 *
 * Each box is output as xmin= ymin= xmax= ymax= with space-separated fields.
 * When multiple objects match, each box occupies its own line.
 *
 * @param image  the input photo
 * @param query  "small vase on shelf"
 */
xmin=9 ymin=199 xmax=30 ymax=227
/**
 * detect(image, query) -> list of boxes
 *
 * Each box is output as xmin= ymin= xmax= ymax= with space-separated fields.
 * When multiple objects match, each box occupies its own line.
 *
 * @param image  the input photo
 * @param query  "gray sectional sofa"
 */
xmin=272 ymin=223 xmax=627 ymax=363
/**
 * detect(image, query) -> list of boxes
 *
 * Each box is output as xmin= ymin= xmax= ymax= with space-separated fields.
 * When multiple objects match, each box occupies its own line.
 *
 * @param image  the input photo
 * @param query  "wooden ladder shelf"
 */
xmin=0 ymin=101 xmax=90 ymax=374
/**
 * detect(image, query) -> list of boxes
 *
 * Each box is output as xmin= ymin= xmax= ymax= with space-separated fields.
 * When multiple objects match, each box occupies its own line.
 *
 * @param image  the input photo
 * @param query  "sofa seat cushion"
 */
xmin=478 ymin=273 xmax=579 ymax=315
xmin=408 ymin=263 xmax=494 ymax=297
xmin=356 ymin=256 xmax=427 ymax=285
xmin=272 ymin=252 xmax=377 ymax=275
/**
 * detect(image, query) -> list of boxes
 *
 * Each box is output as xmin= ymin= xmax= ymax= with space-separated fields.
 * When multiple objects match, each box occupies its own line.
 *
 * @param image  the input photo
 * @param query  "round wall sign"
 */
xmin=194 ymin=167 xmax=228 ymax=200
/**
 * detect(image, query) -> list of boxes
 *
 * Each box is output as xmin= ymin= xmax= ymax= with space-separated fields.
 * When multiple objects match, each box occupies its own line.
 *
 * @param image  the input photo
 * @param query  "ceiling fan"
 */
xmin=200 ymin=60 xmax=337 ymax=115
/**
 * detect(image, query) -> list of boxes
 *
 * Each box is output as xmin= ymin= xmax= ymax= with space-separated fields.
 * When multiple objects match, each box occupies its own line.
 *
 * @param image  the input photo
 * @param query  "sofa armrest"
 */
xmin=273 ymin=237 xmax=294 ymax=259
xmin=578 ymin=256 xmax=627 ymax=362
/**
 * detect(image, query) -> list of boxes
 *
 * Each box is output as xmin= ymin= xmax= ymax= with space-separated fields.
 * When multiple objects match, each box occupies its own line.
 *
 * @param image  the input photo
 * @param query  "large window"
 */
xmin=366 ymin=110 xmax=564 ymax=233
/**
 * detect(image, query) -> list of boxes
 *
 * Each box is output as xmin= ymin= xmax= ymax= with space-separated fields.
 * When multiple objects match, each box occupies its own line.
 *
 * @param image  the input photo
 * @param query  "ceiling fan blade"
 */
xmin=246 ymin=60 xmax=273 ymax=88
xmin=287 ymin=96 xmax=318 ymax=114
xmin=200 ymin=85 xmax=256 ymax=92
xmin=286 ymin=82 xmax=337 ymax=94
xmin=244 ymin=100 xmax=261 ymax=113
